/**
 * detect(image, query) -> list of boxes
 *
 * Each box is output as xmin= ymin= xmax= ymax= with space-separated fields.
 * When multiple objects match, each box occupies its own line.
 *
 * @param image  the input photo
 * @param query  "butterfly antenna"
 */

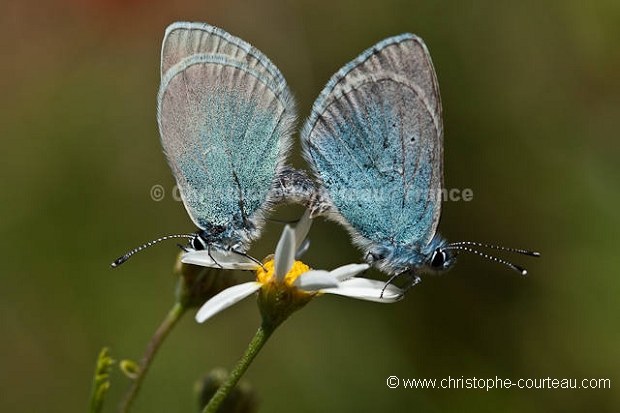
xmin=443 ymin=243 xmax=540 ymax=276
xmin=447 ymin=241 xmax=540 ymax=257
xmin=111 ymin=234 xmax=196 ymax=268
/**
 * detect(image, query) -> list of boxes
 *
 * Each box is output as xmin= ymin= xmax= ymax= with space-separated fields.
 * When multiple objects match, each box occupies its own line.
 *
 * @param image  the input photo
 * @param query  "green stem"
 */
xmin=201 ymin=323 xmax=274 ymax=413
xmin=119 ymin=301 xmax=186 ymax=413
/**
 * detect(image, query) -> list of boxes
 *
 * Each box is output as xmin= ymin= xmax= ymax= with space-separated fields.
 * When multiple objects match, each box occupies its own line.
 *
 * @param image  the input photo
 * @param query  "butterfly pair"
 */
xmin=113 ymin=22 xmax=538 ymax=290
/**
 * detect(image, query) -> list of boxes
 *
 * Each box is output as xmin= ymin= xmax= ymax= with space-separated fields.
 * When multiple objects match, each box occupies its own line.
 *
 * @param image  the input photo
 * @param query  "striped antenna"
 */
xmin=443 ymin=242 xmax=540 ymax=275
xmin=111 ymin=234 xmax=196 ymax=268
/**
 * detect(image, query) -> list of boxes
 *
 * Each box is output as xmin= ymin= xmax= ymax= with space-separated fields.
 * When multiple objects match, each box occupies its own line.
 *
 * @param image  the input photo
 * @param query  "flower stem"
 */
xmin=201 ymin=323 xmax=274 ymax=413
xmin=119 ymin=301 xmax=186 ymax=413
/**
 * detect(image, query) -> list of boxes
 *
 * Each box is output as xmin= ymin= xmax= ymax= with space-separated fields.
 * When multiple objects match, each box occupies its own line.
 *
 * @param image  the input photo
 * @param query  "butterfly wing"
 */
xmin=158 ymin=22 xmax=296 ymax=244
xmin=302 ymin=34 xmax=443 ymax=250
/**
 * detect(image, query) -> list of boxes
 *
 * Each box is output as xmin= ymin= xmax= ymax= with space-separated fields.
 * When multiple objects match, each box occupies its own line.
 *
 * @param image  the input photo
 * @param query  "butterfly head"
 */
xmin=428 ymin=246 xmax=457 ymax=273
xmin=367 ymin=233 xmax=456 ymax=276
xmin=419 ymin=234 xmax=457 ymax=275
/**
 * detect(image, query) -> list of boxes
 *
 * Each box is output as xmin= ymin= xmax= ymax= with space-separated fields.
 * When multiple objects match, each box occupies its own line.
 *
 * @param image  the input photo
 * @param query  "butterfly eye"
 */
xmin=430 ymin=249 xmax=446 ymax=269
xmin=191 ymin=236 xmax=206 ymax=251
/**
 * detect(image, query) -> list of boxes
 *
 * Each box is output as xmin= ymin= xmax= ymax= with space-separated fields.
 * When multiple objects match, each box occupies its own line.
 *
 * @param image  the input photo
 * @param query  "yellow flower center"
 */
xmin=256 ymin=258 xmax=315 ymax=328
xmin=256 ymin=259 xmax=311 ymax=286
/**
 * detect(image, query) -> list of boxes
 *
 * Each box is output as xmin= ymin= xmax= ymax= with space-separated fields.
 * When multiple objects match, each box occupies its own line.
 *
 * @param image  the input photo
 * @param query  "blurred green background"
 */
xmin=3 ymin=0 xmax=619 ymax=412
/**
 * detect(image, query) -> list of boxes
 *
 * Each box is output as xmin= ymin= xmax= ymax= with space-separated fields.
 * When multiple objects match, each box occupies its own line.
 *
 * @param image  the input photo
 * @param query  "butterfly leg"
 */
xmin=380 ymin=271 xmax=421 ymax=299
xmin=401 ymin=275 xmax=422 ymax=297
xmin=380 ymin=272 xmax=406 ymax=298
xmin=230 ymin=248 xmax=267 ymax=271
xmin=208 ymin=245 xmax=224 ymax=270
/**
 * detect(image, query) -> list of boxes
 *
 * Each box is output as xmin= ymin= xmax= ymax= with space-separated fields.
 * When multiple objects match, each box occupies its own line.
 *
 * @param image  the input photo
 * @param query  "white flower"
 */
xmin=183 ymin=210 xmax=404 ymax=324
xmin=180 ymin=247 xmax=259 ymax=270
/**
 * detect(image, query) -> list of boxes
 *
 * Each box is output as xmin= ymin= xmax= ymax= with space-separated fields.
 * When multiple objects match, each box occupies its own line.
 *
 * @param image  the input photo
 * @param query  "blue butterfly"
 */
xmin=113 ymin=22 xmax=301 ymax=269
xmin=301 ymin=34 xmax=538 ymax=290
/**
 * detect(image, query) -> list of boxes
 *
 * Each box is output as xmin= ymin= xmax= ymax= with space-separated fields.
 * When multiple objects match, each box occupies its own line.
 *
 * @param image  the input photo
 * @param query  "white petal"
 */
xmin=195 ymin=282 xmax=262 ymax=323
xmin=274 ymin=225 xmax=295 ymax=281
xmin=181 ymin=250 xmax=258 ymax=270
xmin=293 ymin=270 xmax=339 ymax=291
xmin=294 ymin=209 xmax=313 ymax=251
xmin=295 ymin=238 xmax=310 ymax=259
xmin=329 ymin=263 xmax=370 ymax=282
xmin=322 ymin=278 xmax=404 ymax=303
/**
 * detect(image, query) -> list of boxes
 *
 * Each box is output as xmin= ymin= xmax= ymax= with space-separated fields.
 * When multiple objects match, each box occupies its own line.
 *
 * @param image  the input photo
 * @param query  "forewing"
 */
xmin=161 ymin=22 xmax=286 ymax=95
xmin=302 ymin=34 xmax=443 ymax=248
xmin=158 ymin=23 xmax=296 ymax=240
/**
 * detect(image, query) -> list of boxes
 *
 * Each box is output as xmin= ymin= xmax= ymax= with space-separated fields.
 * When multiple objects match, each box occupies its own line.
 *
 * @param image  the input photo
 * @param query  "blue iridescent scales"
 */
xmin=113 ymin=22 xmax=538 ymax=288
xmin=301 ymin=34 xmax=448 ymax=277
xmin=158 ymin=22 xmax=297 ymax=251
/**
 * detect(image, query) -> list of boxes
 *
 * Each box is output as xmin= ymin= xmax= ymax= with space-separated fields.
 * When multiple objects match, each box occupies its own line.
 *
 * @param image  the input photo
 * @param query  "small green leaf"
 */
xmin=89 ymin=347 xmax=115 ymax=413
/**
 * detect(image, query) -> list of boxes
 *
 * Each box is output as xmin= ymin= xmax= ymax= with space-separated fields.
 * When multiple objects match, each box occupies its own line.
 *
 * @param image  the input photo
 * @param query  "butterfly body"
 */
xmin=158 ymin=22 xmax=297 ymax=257
xmin=303 ymin=34 xmax=453 ymax=277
